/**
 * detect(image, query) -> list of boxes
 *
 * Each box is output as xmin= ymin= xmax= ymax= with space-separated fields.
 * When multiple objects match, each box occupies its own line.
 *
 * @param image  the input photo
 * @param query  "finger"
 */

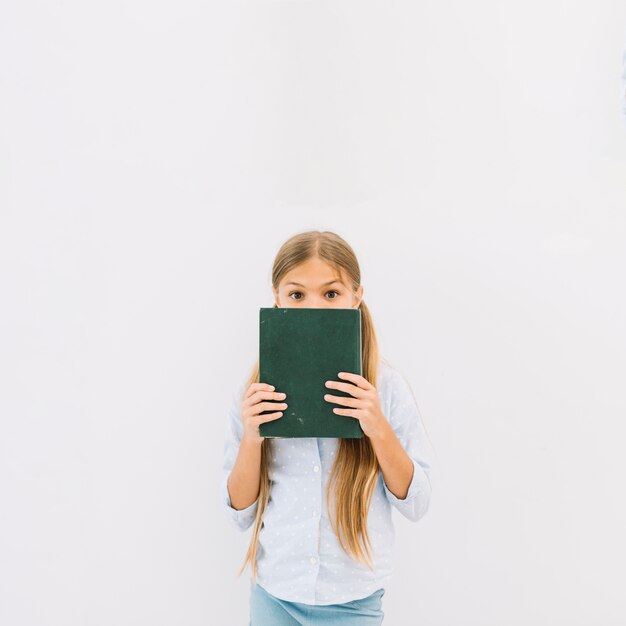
xmin=257 ymin=410 xmax=284 ymax=424
xmin=253 ymin=389 xmax=286 ymax=402
xmin=324 ymin=393 xmax=362 ymax=408
xmin=244 ymin=389 xmax=287 ymax=407
xmin=331 ymin=407 xmax=360 ymax=418
xmin=337 ymin=372 xmax=374 ymax=389
xmin=245 ymin=382 xmax=275 ymax=399
xmin=250 ymin=399 xmax=288 ymax=416
xmin=324 ymin=380 xmax=368 ymax=398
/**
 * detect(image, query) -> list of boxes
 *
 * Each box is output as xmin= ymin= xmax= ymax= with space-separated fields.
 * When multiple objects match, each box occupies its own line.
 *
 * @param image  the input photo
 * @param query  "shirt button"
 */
xmin=313 ymin=465 xmax=320 ymax=472
xmin=310 ymin=557 xmax=317 ymax=565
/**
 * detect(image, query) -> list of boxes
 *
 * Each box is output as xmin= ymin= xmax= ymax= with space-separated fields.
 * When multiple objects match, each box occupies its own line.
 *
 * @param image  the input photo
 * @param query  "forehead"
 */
xmin=278 ymin=258 xmax=350 ymax=289
xmin=282 ymin=276 xmax=345 ymax=288
xmin=280 ymin=266 xmax=347 ymax=288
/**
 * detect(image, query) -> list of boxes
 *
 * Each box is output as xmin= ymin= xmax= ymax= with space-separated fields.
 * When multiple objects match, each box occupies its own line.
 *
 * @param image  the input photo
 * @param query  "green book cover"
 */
xmin=258 ymin=307 xmax=364 ymax=438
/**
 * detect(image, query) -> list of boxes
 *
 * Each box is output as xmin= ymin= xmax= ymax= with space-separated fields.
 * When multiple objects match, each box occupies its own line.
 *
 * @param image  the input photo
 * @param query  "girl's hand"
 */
xmin=323 ymin=372 xmax=388 ymax=439
xmin=241 ymin=382 xmax=287 ymax=445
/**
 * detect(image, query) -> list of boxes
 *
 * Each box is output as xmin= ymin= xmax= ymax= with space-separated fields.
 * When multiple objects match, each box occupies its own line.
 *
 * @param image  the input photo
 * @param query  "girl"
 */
xmin=221 ymin=230 xmax=434 ymax=625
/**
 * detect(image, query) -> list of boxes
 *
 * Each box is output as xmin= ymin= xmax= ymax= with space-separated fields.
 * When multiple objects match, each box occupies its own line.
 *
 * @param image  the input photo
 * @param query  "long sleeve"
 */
xmin=221 ymin=380 xmax=259 ymax=531
xmin=381 ymin=368 xmax=433 ymax=522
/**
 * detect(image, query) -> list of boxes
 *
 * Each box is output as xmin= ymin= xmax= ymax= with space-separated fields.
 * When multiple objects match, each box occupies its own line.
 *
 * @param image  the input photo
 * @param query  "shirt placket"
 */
xmin=308 ymin=437 xmax=323 ymax=603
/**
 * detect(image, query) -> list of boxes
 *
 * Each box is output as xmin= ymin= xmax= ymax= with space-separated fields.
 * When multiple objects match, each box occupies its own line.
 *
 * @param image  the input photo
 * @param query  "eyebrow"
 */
xmin=284 ymin=279 xmax=343 ymax=288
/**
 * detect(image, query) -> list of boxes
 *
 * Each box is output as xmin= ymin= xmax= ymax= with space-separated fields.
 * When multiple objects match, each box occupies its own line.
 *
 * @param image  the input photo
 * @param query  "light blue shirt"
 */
xmin=221 ymin=359 xmax=433 ymax=605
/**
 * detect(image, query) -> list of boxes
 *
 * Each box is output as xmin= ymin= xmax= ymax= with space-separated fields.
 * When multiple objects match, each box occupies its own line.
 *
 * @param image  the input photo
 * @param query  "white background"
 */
xmin=1 ymin=1 xmax=626 ymax=625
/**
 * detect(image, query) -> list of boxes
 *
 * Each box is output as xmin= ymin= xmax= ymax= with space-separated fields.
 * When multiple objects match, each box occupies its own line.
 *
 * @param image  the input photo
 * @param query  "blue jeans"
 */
xmin=249 ymin=581 xmax=385 ymax=625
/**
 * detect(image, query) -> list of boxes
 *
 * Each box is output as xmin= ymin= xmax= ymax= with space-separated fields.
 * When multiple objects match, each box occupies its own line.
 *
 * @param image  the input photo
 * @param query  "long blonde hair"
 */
xmin=237 ymin=230 xmax=382 ymax=582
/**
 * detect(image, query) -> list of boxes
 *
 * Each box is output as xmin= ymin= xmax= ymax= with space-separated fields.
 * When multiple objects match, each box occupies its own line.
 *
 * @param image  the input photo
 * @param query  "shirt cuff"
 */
xmin=382 ymin=457 xmax=419 ymax=502
xmin=381 ymin=457 xmax=432 ymax=522
xmin=222 ymin=473 xmax=259 ymax=531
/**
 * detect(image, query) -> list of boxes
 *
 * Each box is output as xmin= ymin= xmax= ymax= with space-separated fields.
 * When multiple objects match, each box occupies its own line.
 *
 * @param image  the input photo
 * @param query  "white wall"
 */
xmin=1 ymin=1 xmax=625 ymax=625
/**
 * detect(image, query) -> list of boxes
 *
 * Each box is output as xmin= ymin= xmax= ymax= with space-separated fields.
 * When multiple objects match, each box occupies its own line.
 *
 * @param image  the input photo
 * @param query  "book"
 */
xmin=258 ymin=307 xmax=364 ymax=438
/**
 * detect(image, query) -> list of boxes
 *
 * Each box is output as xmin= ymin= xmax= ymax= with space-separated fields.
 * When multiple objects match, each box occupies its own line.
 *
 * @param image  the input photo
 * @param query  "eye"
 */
xmin=287 ymin=290 xmax=341 ymax=300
